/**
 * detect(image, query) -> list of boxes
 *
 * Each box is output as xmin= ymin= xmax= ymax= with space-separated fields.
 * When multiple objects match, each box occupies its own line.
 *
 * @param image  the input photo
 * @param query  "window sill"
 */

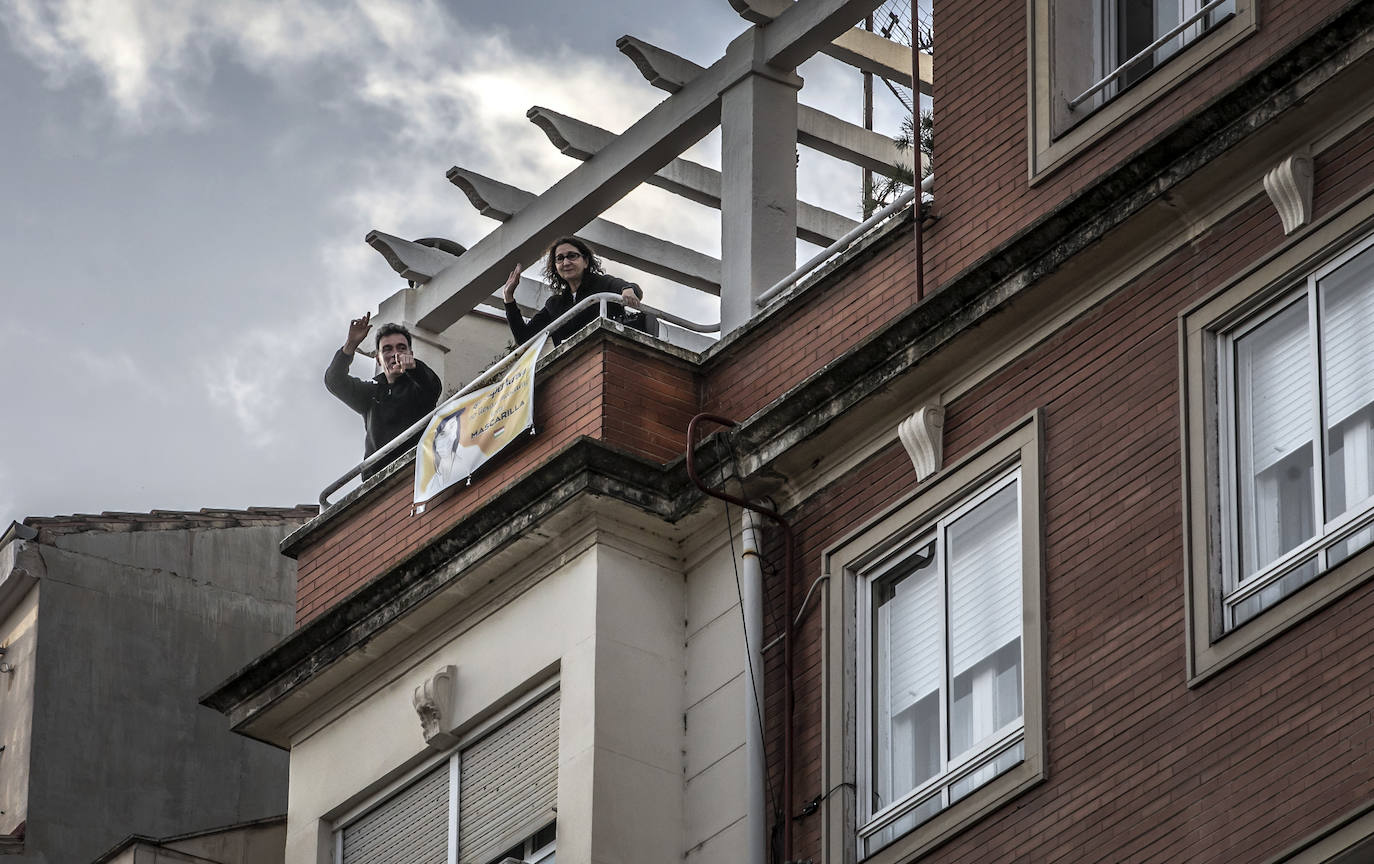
xmin=858 ymin=756 xmax=1045 ymax=863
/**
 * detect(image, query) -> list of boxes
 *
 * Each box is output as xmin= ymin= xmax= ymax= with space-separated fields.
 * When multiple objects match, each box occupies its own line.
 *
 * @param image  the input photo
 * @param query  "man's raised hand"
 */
xmin=344 ymin=312 xmax=372 ymax=354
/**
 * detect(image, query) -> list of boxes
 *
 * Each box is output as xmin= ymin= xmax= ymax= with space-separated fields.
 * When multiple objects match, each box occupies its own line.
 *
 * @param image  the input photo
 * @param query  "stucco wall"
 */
xmin=0 ymin=578 xmax=38 ymax=840
xmin=282 ymin=518 xmax=760 ymax=864
xmin=21 ymin=523 xmax=301 ymax=864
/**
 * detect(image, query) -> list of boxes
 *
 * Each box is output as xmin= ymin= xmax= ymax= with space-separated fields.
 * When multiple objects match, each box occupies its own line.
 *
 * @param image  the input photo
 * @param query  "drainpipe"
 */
xmin=686 ymin=414 xmax=797 ymax=864
xmin=740 ymin=508 xmax=767 ymax=864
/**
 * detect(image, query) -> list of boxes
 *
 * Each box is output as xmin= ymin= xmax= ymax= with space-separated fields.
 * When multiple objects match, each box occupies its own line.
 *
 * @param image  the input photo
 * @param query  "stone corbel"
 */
xmin=412 ymin=665 xmax=458 ymax=749
xmin=1263 ymin=150 xmax=1314 ymax=235
xmin=898 ymin=404 xmax=945 ymax=482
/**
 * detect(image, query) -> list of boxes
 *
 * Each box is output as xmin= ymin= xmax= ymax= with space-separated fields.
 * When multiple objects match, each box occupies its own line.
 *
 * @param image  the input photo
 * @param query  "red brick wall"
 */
xmin=926 ymin=0 xmax=1352 ymax=289
xmin=294 ymin=338 xmax=698 ymax=626
xmin=293 ymin=107 xmax=1374 ymax=628
xmin=772 ymin=122 xmax=1374 ymax=863
xmin=703 ymin=233 xmax=917 ymax=423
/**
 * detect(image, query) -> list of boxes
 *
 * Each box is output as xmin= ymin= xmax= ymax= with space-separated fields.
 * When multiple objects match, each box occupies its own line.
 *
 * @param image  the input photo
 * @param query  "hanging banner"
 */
xmin=414 ymin=333 xmax=548 ymax=505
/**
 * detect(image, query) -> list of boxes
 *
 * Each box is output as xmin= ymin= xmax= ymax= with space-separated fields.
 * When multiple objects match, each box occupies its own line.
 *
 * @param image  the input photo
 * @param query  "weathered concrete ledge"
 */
xmin=720 ymin=1 xmax=1374 ymax=477
xmin=203 ymin=433 xmax=735 ymax=734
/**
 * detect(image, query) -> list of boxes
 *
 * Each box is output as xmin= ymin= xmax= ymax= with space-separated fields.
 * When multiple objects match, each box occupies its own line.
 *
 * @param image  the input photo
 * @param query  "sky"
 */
xmin=0 ymin=0 xmax=912 ymax=526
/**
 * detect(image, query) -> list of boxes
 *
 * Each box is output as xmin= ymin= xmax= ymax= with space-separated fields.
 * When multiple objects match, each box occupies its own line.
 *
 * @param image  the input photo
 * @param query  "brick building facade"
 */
xmin=208 ymin=2 xmax=1374 ymax=863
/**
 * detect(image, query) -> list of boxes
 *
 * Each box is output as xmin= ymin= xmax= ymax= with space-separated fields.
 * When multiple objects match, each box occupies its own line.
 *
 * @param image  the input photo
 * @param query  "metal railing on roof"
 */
xmin=756 ymin=173 xmax=934 ymax=308
xmin=319 ymin=294 xmax=719 ymax=507
xmin=1067 ymin=0 xmax=1232 ymax=110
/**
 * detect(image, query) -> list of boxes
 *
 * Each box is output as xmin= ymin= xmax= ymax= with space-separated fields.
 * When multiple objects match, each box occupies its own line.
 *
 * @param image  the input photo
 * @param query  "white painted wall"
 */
xmin=281 ymin=511 xmax=755 ymax=864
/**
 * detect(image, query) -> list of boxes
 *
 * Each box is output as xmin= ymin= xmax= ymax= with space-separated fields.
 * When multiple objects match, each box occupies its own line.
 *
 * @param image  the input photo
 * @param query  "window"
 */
xmin=1026 ymin=0 xmax=1254 ymax=180
xmin=861 ymin=472 xmax=1024 ymax=855
xmin=1093 ymin=0 xmax=1236 ymax=100
xmin=1183 ymin=221 xmax=1374 ymax=680
xmin=335 ymin=687 xmax=559 ymax=864
xmin=824 ymin=414 xmax=1045 ymax=864
xmin=1219 ymin=241 xmax=1374 ymax=626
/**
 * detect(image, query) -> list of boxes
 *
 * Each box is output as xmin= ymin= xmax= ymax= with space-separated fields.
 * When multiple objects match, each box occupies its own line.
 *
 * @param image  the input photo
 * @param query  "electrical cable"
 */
xmin=714 ymin=436 xmax=781 ymax=862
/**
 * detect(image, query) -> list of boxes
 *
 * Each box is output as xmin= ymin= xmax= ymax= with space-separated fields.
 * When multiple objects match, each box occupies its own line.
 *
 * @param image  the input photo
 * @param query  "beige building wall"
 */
xmin=280 ymin=507 xmax=754 ymax=864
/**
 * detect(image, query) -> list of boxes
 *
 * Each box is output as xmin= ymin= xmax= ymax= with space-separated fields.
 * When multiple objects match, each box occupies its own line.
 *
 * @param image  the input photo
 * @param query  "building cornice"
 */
xmin=726 ymin=0 xmax=1374 ymax=478
xmin=202 ymin=435 xmax=733 ymax=740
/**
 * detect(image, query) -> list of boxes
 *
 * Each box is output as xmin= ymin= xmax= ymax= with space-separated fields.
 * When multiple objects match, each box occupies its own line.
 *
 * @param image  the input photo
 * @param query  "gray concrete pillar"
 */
xmin=719 ymin=31 xmax=802 ymax=335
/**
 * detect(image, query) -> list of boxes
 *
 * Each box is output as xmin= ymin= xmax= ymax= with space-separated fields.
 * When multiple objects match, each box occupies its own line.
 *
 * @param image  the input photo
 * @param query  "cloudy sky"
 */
xmin=0 ymin=0 xmax=911 ymax=525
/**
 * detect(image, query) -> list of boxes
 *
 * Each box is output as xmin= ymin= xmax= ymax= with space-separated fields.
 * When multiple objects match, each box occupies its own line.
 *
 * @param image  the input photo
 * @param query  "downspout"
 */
xmin=686 ymin=413 xmax=797 ymax=864
xmin=740 ymin=509 xmax=767 ymax=864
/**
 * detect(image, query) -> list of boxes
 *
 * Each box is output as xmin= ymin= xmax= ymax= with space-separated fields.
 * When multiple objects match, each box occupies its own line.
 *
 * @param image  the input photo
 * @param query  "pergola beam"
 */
xmin=527 ymin=106 xmax=858 ymax=246
xmin=412 ymin=0 xmax=885 ymax=332
xmin=449 ymin=167 xmax=723 ymax=295
xmin=728 ymin=0 xmax=932 ymax=93
xmin=616 ymin=35 xmax=918 ymax=177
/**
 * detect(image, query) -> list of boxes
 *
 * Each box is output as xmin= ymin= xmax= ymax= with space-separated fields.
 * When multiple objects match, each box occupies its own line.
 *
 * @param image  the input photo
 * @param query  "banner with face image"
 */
xmin=414 ymin=333 xmax=548 ymax=505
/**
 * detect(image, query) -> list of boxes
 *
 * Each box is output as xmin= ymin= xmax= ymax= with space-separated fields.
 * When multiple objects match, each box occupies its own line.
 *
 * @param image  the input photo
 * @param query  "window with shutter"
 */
xmin=860 ymin=469 xmax=1025 ymax=857
xmin=1183 ymin=225 xmax=1374 ymax=680
xmin=825 ymin=413 xmax=1045 ymax=864
xmin=1218 ymin=240 xmax=1374 ymax=628
xmin=335 ymin=686 xmax=559 ymax=864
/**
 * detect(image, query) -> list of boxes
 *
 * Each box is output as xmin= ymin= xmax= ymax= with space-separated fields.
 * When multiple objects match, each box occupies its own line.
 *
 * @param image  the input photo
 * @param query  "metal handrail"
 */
xmin=319 ymin=293 xmax=717 ymax=506
xmin=756 ymin=173 xmax=935 ymax=308
xmin=1067 ymin=0 xmax=1231 ymax=109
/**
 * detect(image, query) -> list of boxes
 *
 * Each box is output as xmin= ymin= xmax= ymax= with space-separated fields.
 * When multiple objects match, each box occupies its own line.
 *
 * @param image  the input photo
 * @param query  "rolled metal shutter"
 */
xmin=342 ymin=762 xmax=449 ymax=864
xmin=458 ymin=690 xmax=560 ymax=864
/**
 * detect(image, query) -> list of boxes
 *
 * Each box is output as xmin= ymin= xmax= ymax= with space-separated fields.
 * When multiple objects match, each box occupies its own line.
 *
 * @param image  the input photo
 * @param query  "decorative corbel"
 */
xmin=412 ymin=665 xmax=458 ymax=749
xmin=1263 ymin=151 xmax=1314 ymax=235
xmin=898 ymin=404 xmax=945 ymax=482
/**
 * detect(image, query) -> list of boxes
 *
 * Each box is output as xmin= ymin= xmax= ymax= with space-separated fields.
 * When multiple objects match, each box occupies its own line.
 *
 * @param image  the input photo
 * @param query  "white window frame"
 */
xmin=855 ymin=468 xmax=1025 ymax=854
xmin=823 ymin=412 xmax=1046 ymax=864
xmin=1182 ymin=208 xmax=1374 ymax=683
xmin=1088 ymin=0 xmax=1235 ymax=106
xmin=1213 ymin=235 xmax=1374 ymax=627
xmin=331 ymin=680 xmax=559 ymax=864
xmin=1025 ymin=0 xmax=1256 ymax=181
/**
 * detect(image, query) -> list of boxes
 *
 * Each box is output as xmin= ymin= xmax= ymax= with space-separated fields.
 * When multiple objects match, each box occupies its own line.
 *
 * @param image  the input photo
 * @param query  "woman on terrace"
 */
xmin=501 ymin=236 xmax=653 ymax=346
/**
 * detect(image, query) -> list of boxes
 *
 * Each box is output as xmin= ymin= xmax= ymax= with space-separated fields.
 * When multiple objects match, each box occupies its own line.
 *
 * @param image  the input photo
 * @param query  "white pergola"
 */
xmin=368 ymin=0 xmax=932 ymax=341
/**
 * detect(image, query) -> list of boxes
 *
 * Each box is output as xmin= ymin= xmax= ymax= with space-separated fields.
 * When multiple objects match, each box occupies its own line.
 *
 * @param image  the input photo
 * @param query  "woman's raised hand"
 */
xmin=502 ymin=263 xmax=522 ymax=303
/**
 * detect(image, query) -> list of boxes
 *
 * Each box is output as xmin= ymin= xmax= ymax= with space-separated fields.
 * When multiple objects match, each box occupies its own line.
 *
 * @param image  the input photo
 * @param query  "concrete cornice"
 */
xmin=203 ymin=434 xmax=736 ymax=743
xmin=718 ymin=0 xmax=1374 ymax=480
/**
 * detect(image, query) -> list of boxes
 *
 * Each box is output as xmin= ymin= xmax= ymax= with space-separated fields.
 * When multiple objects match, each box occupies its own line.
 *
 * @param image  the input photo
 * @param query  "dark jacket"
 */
xmin=325 ymin=349 xmax=443 ymax=479
xmin=504 ymin=271 xmax=654 ymax=345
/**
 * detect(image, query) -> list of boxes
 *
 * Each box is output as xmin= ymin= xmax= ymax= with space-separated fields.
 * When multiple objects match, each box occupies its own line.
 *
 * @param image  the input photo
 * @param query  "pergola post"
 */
xmin=720 ymin=31 xmax=802 ymax=335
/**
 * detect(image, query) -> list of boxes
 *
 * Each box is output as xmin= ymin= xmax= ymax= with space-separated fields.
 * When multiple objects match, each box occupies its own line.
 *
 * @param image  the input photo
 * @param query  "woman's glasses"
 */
xmin=554 ymin=251 xmax=583 ymax=263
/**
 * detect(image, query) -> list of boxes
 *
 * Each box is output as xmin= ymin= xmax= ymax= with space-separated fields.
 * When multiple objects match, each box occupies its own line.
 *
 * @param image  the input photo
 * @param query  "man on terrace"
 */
xmin=325 ymin=313 xmax=443 ymax=479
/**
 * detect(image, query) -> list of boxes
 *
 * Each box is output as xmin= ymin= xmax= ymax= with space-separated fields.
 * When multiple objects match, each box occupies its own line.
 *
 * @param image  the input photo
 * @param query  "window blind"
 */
xmin=1239 ymin=299 xmax=1312 ymax=474
xmin=1320 ymin=248 xmax=1374 ymax=429
xmin=947 ymin=483 xmax=1021 ymax=677
xmin=341 ymin=763 xmax=449 ymax=864
xmin=884 ymin=560 xmax=942 ymax=715
xmin=458 ymin=690 xmax=560 ymax=864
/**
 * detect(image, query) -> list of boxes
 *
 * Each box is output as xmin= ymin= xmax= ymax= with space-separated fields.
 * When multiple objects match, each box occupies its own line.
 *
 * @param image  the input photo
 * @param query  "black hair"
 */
xmin=542 ymin=236 xmax=605 ymax=294
xmin=375 ymin=322 xmax=413 ymax=351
